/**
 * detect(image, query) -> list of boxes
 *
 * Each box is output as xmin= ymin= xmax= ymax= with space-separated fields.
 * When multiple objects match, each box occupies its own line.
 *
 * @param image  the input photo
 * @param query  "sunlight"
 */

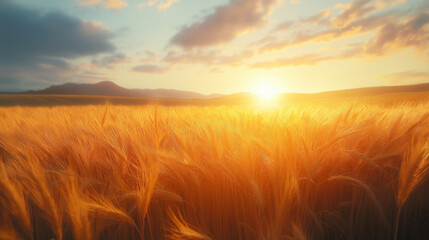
xmin=254 ymin=82 xmax=279 ymax=102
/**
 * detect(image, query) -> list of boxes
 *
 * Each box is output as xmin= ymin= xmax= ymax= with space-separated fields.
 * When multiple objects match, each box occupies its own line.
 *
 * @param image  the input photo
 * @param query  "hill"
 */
xmin=311 ymin=83 xmax=429 ymax=98
xmin=1 ymin=82 xmax=429 ymax=107
xmin=213 ymin=83 xmax=429 ymax=104
xmin=23 ymin=81 xmax=223 ymax=100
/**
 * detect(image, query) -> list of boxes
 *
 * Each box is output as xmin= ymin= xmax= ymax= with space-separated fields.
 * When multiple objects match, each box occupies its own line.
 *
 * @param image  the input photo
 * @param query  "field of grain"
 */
xmin=0 ymin=102 xmax=428 ymax=240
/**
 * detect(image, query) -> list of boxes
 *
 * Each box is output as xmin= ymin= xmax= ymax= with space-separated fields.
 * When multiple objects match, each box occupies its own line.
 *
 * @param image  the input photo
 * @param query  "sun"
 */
xmin=254 ymin=82 xmax=279 ymax=101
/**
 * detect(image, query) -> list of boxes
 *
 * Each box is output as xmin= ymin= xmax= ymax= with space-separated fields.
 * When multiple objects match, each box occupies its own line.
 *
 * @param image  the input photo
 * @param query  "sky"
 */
xmin=0 ymin=0 xmax=428 ymax=94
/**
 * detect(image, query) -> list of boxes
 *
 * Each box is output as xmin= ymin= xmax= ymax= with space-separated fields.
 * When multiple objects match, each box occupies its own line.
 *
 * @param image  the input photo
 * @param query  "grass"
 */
xmin=0 ymin=101 xmax=428 ymax=239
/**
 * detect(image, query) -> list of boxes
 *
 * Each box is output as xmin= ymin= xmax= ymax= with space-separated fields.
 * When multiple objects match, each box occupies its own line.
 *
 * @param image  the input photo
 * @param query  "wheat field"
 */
xmin=0 ymin=102 xmax=428 ymax=240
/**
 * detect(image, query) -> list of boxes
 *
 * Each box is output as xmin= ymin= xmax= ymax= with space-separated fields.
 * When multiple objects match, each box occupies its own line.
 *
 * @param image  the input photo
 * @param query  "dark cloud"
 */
xmin=169 ymin=0 xmax=281 ymax=49
xmin=0 ymin=0 xmax=116 ymax=91
xmin=0 ymin=76 xmax=28 ymax=92
xmin=0 ymin=1 xmax=115 ymax=63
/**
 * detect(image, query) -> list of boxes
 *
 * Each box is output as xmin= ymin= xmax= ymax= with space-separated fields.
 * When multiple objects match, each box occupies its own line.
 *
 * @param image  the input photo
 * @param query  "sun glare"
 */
xmin=255 ymin=83 xmax=279 ymax=101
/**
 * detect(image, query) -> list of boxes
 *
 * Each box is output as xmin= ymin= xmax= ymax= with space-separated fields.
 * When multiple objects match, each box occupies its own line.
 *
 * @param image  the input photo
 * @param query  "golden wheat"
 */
xmin=0 ymin=102 xmax=428 ymax=239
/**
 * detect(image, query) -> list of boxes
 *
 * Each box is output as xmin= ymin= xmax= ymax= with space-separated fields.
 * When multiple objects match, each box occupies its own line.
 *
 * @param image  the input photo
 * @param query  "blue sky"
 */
xmin=1 ymin=0 xmax=428 ymax=94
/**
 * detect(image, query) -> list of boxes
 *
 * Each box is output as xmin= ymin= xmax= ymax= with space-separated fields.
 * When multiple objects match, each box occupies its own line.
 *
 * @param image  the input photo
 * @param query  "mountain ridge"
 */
xmin=23 ymin=81 xmax=224 ymax=100
xmin=16 ymin=81 xmax=429 ymax=100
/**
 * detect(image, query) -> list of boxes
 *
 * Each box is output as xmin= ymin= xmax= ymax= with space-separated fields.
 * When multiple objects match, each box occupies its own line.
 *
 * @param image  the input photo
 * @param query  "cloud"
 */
xmin=92 ymin=53 xmax=130 ymax=69
xmin=259 ymin=1 xmax=393 ymax=52
xmin=0 ymin=1 xmax=115 ymax=63
xmin=256 ymin=0 xmax=428 ymax=57
xmin=301 ymin=9 xmax=331 ymax=26
xmin=332 ymin=0 xmax=378 ymax=28
xmin=140 ymin=50 xmax=158 ymax=63
xmin=169 ymin=0 xmax=282 ymax=49
xmin=383 ymin=70 xmax=429 ymax=84
xmin=139 ymin=0 xmax=179 ymax=10
xmin=162 ymin=0 xmax=427 ymax=70
xmin=132 ymin=64 xmax=168 ymax=73
xmin=272 ymin=21 xmax=294 ymax=33
xmin=0 ymin=60 xmax=81 ymax=92
xmin=72 ymin=71 xmax=113 ymax=82
xmin=271 ymin=9 xmax=330 ymax=35
xmin=163 ymin=49 xmax=254 ymax=66
xmin=251 ymin=54 xmax=328 ymax=68
xmin=251 ymin=45 xmax=362 ymax=68
xmin=364 ymin=12 xmax=429 ymax=55
xmin=76 ymin=0 xmax=128 ymax=10
xmin=0 ymin=0 xmax=116 ymax=91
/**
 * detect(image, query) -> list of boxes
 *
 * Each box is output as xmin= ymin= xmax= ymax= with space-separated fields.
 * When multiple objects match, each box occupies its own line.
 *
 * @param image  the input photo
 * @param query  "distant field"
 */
xmin=1 ymin=99 xmax=429 ymax=240
xmin=0 ymin=94 xmax=196 ymax=107
xmin=1 ymin=90 xmax=429 ymax=107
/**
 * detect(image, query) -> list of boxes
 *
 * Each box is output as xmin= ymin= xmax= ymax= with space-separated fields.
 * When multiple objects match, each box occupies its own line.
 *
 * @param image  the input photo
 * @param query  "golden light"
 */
xmin=254 ymin=82 xmax=279 ymax=102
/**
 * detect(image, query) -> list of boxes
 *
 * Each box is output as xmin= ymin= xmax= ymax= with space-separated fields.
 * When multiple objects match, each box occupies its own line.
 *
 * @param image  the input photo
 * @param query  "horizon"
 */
xmin=3 ymin=80 xmax=429 ymax=97
xmin=1 ymin=0 xmax=429 ymax=94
